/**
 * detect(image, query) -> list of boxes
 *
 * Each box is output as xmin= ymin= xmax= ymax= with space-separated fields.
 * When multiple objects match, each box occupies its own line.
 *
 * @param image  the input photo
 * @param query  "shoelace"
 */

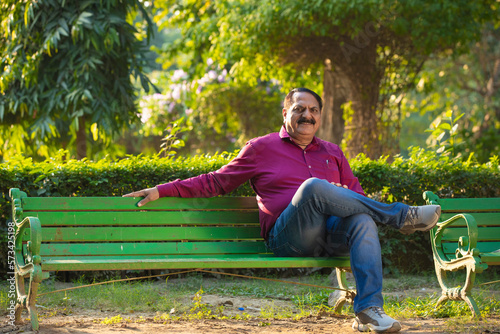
xmin=369 ymin=306 xmax=386 ymax=318
xmin=405 ymin=207 xmax=419 ymax=226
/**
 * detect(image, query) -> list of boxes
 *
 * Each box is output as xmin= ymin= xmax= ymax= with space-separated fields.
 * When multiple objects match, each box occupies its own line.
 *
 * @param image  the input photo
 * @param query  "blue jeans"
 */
xmin=266 ymin=177 xmax=409 ymax=314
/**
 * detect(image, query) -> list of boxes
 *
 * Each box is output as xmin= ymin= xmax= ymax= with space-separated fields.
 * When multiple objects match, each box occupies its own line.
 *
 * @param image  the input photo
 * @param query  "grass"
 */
xmin=1 ymin=270 xmax=500 ymax=331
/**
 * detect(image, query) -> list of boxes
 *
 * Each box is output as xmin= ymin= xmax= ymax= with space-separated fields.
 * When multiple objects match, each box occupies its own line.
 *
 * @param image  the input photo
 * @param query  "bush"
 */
xmin=2 ymin=147 xmax=499 ymax=276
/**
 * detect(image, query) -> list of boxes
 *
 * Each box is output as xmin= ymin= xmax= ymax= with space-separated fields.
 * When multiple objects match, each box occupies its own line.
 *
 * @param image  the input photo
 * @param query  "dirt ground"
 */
xmin=3 ymin=294 xmax=500 ymax=334
xmin=2 ymin=277 xmax=500 ymax=334
xmin=1 ymin=314 xmax=474 ymax=334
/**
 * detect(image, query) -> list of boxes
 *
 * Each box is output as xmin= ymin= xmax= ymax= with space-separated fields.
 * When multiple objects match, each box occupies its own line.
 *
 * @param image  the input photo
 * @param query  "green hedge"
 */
xmin=2 ymin=147 xmax=499 ymax=276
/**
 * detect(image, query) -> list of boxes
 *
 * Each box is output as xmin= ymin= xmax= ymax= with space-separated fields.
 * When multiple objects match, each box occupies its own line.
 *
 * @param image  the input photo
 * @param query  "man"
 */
xmin=124 ymin=87 xmax=440 ymax=333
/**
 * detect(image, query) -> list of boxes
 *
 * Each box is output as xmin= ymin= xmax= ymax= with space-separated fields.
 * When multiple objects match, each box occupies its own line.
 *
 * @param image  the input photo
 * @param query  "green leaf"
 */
xmin=83 ymin=89 xmax=93 ymax=101
xmin=140 ymin=74 xmax=150 ymax=93
xmin=24 ymin=2 xmax=32 ymax=26
xmin=438 ymin=123 xmax=451 ymax=130
xmin=91 ymin=123 xmax=99 ymax=141
xmin=58 ymin=18 xmax=69 ymax=35
xmin=78 ymin=12 xmax=93 ymax=25
xmin=34 ymin=174 xmax=46 ymax=183
xmin=57 ymin=26 xmax=69 ymax=37
xmin=454 ymin=113 xmax=465 ymax=122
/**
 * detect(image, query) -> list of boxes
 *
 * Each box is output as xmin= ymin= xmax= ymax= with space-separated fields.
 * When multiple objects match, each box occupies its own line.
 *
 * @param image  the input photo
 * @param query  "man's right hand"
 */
xmin=123 ymin=187 xmax=160 ymax=207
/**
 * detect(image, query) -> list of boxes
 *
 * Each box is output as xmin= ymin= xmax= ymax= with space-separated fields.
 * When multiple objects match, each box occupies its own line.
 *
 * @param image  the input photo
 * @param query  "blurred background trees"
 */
xmin=154 ymin=0 xmax=498 ymax=159
xmin=0 ymin=0 xmax=154 ymax=160
xmin=400 ymin=24 xmax=500 ymax=163
xmin=1 ymin=0 xmax=499 ymax=163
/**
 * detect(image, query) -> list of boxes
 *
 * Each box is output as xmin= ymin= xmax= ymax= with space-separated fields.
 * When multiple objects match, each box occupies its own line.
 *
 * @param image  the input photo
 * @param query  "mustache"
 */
xmin=298 ymin=117 xmax=316 ymax=125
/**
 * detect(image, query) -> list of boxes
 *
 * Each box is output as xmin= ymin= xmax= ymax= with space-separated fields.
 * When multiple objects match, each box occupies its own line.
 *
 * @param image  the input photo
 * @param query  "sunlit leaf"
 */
xmin=438 ymin=123 xmax=451 ymax=130
xmin=436 ymin=132 xmax=446 ymax=141
xmin=90 ymin=123 xmax=99 ymax=141
xmin=454 ymin=113 xmax=465 ymax=122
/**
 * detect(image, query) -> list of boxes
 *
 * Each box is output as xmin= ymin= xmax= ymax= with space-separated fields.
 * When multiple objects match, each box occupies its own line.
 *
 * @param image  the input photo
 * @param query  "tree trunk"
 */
xmin=317 ymin=59 xmax=348 ymax=145
xmin=76 ymin=116 xmax=87 ymax=160
xmin=318 ymin=60 xmax=382 ymax=159
xmin=346 ymin=83 xmax=382 ymax=159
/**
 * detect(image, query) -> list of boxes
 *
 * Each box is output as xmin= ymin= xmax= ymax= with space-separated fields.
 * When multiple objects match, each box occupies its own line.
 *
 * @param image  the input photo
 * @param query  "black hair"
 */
xmin=283 ymin=88 xmax=323 ymax=112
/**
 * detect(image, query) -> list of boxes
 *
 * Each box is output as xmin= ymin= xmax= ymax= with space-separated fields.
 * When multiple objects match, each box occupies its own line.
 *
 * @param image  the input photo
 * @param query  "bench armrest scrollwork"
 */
xmin=15 ymin=216 xmax=43 ymax=282
xmin=12 ymin=215 xmax=44 ymax=330
xmin=424 ymin=191 xmax=487 ymax=273
xmin=424 ymin=191 xmax=491 ymax=317
xmin=9 ymin=188 xmax=44 ymax=330
xmin=431 ymin=213 xmax=483 ymax=268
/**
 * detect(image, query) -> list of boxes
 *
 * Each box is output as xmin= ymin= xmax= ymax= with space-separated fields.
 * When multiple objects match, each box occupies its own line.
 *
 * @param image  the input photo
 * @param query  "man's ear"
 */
xmin=282 ymin=108 xmax=287 ymax=122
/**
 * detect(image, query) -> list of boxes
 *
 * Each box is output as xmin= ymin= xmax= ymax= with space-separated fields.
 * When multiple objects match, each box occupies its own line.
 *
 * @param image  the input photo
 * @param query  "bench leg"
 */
xmin=14 ymin=272 xmax=26 ymax=325
xmin=331 ymin=268 xmax=356 ymax=313
xmin=13 ymin=216 xmax=43 ymax=330
xmin=435 ymin=262 xmax=480 ymax=317
xmin=27 ymin=275 xmax=40 ymax=330
xmin=15 ymin=270 xmax=41 ymax=330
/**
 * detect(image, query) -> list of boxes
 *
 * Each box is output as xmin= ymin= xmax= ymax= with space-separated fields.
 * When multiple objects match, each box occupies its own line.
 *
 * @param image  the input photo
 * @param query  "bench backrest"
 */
xmin=16 ymin=194 xmax=267 ymax=260
xmin=428 ymin=195 xmax=500 ymax=257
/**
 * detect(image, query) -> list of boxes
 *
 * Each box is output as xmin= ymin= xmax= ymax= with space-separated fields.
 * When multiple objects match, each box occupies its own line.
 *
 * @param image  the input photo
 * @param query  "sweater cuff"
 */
xmin=156 ymin=181 xmax=180 ymax=198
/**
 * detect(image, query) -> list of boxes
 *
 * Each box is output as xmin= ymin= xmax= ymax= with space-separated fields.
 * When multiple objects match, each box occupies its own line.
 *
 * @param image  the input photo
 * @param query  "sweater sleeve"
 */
xmin=157 ymin=142 xmax=258 ymax=198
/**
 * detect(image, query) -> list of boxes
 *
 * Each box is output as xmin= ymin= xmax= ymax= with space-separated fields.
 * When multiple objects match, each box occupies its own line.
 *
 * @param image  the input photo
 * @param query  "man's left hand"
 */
xmin=331 ymin=182 xmax=349 ymax=189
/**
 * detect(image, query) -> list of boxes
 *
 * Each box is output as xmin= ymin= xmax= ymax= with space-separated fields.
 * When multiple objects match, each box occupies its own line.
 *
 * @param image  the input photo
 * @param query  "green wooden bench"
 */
xmin=424 ymin=191 xmax=500 ymax=317
xmin=9 ymin=188 xmax=353 ymax=330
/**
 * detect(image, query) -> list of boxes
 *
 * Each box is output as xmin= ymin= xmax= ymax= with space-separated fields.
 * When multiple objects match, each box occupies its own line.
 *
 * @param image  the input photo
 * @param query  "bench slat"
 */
xmin=438 ymin=198 xmax=500 ymax=212
xmin=478 ymin=252 xmax=500 ymax=265
xmin=439 ymin=213 xmax=500 ymax=227
xmin=23 ymin=196 xmax=258 ymax=211
xmin=442 ymin=242 xmax=500 ymax=255
xmin=39 ymin=226 xmax=262 ymax=242
xmin=40 ymin=254 xmax=351 ymax=271
xmin=40 ymin=241 xmax=268 ymax=256
xmin=441 ymin=227 xmax=500 ymax=241
xmin=28 ymin=211 xmax=259 ymax=226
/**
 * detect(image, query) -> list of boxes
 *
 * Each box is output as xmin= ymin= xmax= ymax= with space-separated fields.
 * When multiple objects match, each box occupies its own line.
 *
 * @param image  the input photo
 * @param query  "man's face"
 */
xmin=282 ymin=92 xmax=321 ymax=142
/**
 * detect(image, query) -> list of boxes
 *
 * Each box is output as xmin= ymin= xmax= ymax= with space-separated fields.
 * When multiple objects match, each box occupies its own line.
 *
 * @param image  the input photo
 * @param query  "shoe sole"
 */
xmin=353 ymin=318 xmax=402 ymax=332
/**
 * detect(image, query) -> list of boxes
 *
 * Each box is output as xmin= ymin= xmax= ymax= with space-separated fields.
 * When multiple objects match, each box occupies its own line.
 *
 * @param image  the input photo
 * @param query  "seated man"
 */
xmin=124 ymin=87 xmax=440 ymax=333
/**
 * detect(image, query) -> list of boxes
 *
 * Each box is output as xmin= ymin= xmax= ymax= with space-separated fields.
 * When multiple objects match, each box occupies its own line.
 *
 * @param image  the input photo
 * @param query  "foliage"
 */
xmin=159 ymin=117 xmax=187 ymax=157
xmin=1 ymin=148 xmax=499 ymax=276
xmin=186 ymin=80 xmax=283 ymax=153
xmin=0 ymin=0 xmax=154 ymax=161
xmin=426 ymin=110 xmax=465 ymax=157
xmin=133 ymin=59 xmax=284 ymax=156
xmin=351 ymin=147 xmax=500 ymax=273
xmin=153 ymin=0 xmax=499 ymax=158
xmin=399 ymin=24 xmax=500 ymax=163
xmin=138 ymin=93 xmax=186 ymax=137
